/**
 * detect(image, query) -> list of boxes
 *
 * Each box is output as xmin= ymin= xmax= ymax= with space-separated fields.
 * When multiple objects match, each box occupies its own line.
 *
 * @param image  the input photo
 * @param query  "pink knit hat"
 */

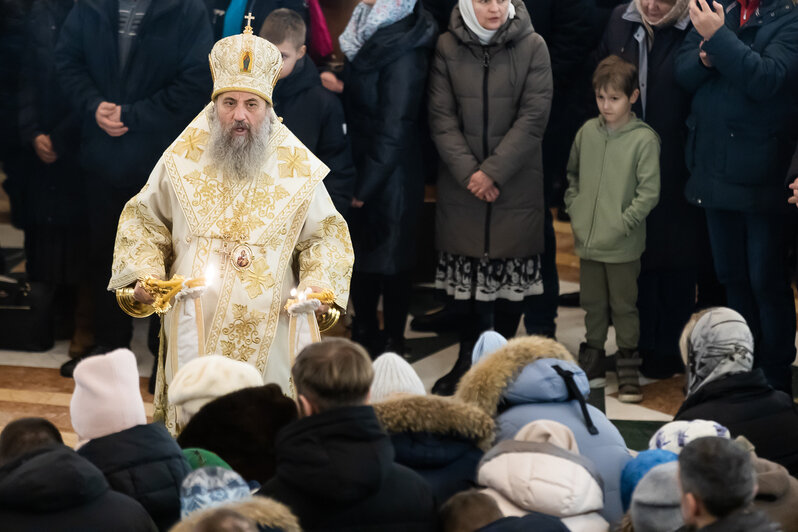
xmin=70 ymin=348 xmax=147 ymax=444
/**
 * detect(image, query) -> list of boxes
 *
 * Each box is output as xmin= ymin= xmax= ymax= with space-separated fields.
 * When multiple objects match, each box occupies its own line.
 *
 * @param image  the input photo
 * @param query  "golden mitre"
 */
xmin=208 ymin=14 xmax=283 ymax=104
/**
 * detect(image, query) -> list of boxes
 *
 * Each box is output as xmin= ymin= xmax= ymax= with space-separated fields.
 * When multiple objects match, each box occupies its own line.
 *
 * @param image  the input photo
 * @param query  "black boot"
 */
xmin=578 ymin=342 xmax=607 ymax=386
xmin=617 ymin=348 xmax=643 ymax=403
xmin=431 ymin=341 xmax=474 ymax=396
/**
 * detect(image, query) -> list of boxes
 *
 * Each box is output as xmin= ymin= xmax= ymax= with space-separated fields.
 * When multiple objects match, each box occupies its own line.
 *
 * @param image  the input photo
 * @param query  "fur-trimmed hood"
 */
xmin=455 ymin=336 xmax=574 ymax=416
xmin=169 ymin=496 xmax=301 ymax=532
xmin=373 ymin=394 xmax=495 ymax=450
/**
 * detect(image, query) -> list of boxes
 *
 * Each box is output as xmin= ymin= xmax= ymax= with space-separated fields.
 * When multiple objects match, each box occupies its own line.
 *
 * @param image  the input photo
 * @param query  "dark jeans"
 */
xmin=705 ymin=209 xmax=796 ymax=393
xmin=637 ymin=269 xmax=695 ymax=376
xmin=523 ymin=207 xmax=559 ymax=337
xmin=86 ymin=176 xmax=141 ymax=349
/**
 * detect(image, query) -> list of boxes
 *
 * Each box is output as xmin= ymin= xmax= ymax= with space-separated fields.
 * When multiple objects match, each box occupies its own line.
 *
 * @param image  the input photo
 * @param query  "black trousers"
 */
xmin=86 ymin=176 xmax=142 ymax=349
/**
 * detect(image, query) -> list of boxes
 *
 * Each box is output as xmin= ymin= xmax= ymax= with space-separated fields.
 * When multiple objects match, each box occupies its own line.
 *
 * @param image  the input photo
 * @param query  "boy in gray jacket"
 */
xmin=565 ymin=55 xmax=660 ymax=403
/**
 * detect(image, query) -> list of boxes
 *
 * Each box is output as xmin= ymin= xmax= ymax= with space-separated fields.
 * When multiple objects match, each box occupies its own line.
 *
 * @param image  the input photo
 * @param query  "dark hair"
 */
xmin=593 ymin=55 xmax=639 ymax=97
xmin=260 ymin=8 xmax=306 ymax=48
xmin=292 ymin=338 xmax=374 ymax=413
xmin=0 ymin=417 xmax=63 ymax=466
xmin=192 ymin=508 xmax=258 ymax=532
xmin=440 ymin=490 xmax=503 ymax=532
xmin=679 ymin=437 xmax=755 ymax=518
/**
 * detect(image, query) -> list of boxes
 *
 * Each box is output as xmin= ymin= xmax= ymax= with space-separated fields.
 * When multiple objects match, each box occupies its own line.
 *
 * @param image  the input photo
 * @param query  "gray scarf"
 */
xmin=686 ymin=307 xmax=754 ymax=396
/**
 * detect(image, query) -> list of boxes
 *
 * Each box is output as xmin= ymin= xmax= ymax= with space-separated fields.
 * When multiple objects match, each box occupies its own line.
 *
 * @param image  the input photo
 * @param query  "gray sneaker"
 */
xmin=617 ymin=349 xmax=643 ymax=403
xmin=578 ymin=342 xmax=606 ymax=387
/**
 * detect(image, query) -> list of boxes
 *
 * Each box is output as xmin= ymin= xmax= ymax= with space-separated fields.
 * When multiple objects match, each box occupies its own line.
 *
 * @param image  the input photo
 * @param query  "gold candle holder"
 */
xmin=116 ymin=274 xmax=205 ymax=318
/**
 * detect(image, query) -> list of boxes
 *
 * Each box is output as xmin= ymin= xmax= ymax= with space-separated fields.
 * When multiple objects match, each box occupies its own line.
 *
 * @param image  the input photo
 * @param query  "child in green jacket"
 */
xmin=565 ymin=56 xmax=660 ymax=403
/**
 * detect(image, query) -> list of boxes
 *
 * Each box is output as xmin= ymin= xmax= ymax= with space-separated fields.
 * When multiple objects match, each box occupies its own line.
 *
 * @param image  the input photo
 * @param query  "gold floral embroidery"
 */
xmin=183 ymin=170 xmax=228 ymax=220
xmin=277 ymin=147 xmax=311 ymax=178
xmin=173 ymin=128 xmax=209 ymax=162
xmin=220 ymin=304 xmax=265 ymax=362
xmin=109 ymin=197 xmax=173 ymax=288
xmin=238 ymin=256 xmax=276 ymax=298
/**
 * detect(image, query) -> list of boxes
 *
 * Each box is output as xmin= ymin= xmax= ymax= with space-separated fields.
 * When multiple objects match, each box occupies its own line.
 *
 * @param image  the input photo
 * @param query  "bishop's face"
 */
xmin=215 ymin=91 xmax=269 ymax=142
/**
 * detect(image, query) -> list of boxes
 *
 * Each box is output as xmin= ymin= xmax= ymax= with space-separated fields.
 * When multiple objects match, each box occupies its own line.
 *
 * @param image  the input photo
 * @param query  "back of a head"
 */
xmin=0 ymin=417 xmax=63 ymax=466
xmin=440 ymin=489 xmax=503 ymax=532
xmin=370 ymin=352 xmax=426 ymax=403
xmin=70 ymin=348 xmax=147 ymax=443
xmin=260 ymin=8 xmax=306 ymax=47
xmin=191 ymin=508 xmax=258 ymax=532
xmin=292 ymin=338 xmax=374 ymax=413
xmin=679 ymin=437 xmax=756 ymax=518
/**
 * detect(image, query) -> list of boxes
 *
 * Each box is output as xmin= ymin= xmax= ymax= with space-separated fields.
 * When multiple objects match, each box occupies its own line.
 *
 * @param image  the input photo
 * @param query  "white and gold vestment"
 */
xmin=108 ymin=105 xmax=353 ymax=432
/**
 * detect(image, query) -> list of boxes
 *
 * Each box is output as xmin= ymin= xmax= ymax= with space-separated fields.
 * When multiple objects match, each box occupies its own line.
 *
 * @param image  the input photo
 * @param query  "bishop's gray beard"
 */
xmin=207 ymin=105 xmax=271 ymax=181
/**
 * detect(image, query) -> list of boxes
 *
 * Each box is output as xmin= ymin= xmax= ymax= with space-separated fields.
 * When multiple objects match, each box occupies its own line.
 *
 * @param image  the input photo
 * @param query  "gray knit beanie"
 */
xmin=630 ymin=461 xmax=684 ymax=532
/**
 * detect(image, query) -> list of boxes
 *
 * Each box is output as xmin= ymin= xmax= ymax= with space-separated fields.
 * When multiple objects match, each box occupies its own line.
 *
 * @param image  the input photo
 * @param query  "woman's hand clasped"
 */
xmin=468 ymin=170 xmax=500 ymax=202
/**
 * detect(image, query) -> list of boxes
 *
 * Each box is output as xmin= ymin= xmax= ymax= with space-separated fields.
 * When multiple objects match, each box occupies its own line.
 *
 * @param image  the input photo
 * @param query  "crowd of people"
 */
xmin=2 ymin=0 xmax=798 ymax=528
xmin=2 ymin=0 xmax=798 ymax=401
xmin=2 ymin=317 xmax=798 ymax=531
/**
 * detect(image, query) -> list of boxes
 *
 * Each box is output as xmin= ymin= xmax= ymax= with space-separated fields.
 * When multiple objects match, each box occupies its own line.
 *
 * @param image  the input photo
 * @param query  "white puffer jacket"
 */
xmin=477 ymin=420 xmax=609 ymax=532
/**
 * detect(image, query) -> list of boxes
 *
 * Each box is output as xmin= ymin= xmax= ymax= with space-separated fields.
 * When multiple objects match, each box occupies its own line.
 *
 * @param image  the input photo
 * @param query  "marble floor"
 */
xmin=0 ymin=181 xmax=794 ymax=450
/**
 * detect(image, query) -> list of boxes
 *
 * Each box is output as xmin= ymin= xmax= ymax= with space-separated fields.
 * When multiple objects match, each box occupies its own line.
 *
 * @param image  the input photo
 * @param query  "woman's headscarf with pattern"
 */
xmin=684 ymin=307 xmax=754 ymax=396
xmin=339 ymin=0 xmax=418 ymax=61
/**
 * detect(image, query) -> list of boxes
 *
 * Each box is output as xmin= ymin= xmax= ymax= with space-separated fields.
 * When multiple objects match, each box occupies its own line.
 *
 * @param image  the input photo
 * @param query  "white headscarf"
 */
xmin=339 ymin=0 xmax=418 ymax=61
xmin=458 ymin=0 xmax=516 ymax=45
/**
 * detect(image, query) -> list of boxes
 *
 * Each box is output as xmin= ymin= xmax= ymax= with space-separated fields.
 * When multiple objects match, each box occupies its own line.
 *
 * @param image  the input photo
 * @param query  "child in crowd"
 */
xmin=565 ymin=55 xmax=660 ymax=403
xmin=260 ymin=9 xmax=356 ymax=217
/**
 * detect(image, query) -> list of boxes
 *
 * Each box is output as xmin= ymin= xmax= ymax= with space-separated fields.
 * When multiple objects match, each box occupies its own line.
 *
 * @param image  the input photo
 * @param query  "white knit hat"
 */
xmin=168 ymin=355 xmax=264 ymax=420
xmin=370 ymin=352 xmax=426 ymax=403
xmin=71 ymin=348 xmax=147 ymax=444
xmin=649 ymin=419 xmax=730 ymax=454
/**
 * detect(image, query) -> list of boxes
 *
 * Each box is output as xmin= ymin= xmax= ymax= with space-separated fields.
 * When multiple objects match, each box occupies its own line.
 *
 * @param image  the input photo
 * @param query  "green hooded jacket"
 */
xmin=565 ymin=115 xmax=660 ymax=263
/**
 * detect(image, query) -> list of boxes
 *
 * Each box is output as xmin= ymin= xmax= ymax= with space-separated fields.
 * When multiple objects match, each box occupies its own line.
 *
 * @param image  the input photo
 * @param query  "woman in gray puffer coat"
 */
xmin=428 ymin=0 xmax=553 ymax=394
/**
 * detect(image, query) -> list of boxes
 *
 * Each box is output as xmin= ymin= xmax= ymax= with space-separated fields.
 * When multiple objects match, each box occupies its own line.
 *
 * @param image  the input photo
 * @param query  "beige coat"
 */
xmin=428 ymin=0 xmax=553 ymax=259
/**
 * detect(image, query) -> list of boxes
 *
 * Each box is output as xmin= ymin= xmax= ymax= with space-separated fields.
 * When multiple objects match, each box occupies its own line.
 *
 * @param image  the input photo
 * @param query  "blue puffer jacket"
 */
xmin=495 ymin=359 xmax=631 ymax=524
xmin=456 ymin=336 xmax=631 ymax=526
xmin=675 ymin=0 xmax=798 ymax=212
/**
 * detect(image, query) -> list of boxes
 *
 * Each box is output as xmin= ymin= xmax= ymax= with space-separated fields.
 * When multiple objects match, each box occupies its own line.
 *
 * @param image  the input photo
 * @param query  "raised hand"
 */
xmin=690 ymin=0 xmax=725 ymax=41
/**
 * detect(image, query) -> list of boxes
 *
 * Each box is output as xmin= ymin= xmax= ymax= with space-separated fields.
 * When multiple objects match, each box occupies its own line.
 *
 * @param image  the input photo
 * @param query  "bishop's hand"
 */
xmin=133 ymin=280 xmax=155 ymax=305
xmin=309 ymin=285 xmax=331 ymax=317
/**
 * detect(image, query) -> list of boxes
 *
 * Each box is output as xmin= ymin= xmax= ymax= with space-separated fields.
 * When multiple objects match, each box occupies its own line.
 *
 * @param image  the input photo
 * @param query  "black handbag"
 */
xmin=0 ymin=274 xmax=55 ymax=351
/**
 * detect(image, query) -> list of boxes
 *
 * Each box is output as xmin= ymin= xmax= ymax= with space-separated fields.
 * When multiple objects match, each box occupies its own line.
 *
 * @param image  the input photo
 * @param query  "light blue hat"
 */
xmin=472 ymin=331 xmax=508 ymax=365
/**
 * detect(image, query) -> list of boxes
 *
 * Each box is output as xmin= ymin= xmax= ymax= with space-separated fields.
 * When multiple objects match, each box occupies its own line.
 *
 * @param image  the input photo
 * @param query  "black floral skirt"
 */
xmin=435 ymin=251 xmax=543 ymax=303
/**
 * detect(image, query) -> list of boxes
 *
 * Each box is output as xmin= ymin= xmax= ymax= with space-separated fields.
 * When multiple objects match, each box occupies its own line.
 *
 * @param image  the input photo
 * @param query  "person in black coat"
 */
xmin=70 ymin=348 xmax=191 ymax=530
xmin=674 ymin=307 xmax=798 ymax=477
xmin=78 ymin=423 xmax=192 ymax=531
xmin=372 ymin=394 xmax=494 ymax=503
xmin=597 ymin=0 xmax=702 ymax=378
xmin=55 ymin=0 xmax=213 ymax=373
xmin=261 ymin=8 xmax=356 ymax=217
xmin=257 ymin=339 xmax=437 ymax=531
xmin=18 ymin=0 xmax=94 ymax=359
xmin=0 ymin=0 xmax=33 ymax=232
xmin=204 ymin=0 xmax=309 ymax=42
xmin=332 ymin=0 xmax=437 ymax=356
xmin=0 ymin=418 xmax=157 ymax=532
xmin=675 ymin=0 xmax=798 ymax=394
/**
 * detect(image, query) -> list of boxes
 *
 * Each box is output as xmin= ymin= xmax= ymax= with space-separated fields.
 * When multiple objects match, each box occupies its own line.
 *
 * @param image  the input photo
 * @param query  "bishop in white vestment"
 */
xmin=107 ymin=21 xmax=353 ymax=433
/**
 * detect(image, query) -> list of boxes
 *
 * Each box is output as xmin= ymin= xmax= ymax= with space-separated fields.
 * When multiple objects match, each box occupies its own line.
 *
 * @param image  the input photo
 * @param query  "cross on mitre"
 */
xmin=243 ymin=12 xmax=255 ymax=34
